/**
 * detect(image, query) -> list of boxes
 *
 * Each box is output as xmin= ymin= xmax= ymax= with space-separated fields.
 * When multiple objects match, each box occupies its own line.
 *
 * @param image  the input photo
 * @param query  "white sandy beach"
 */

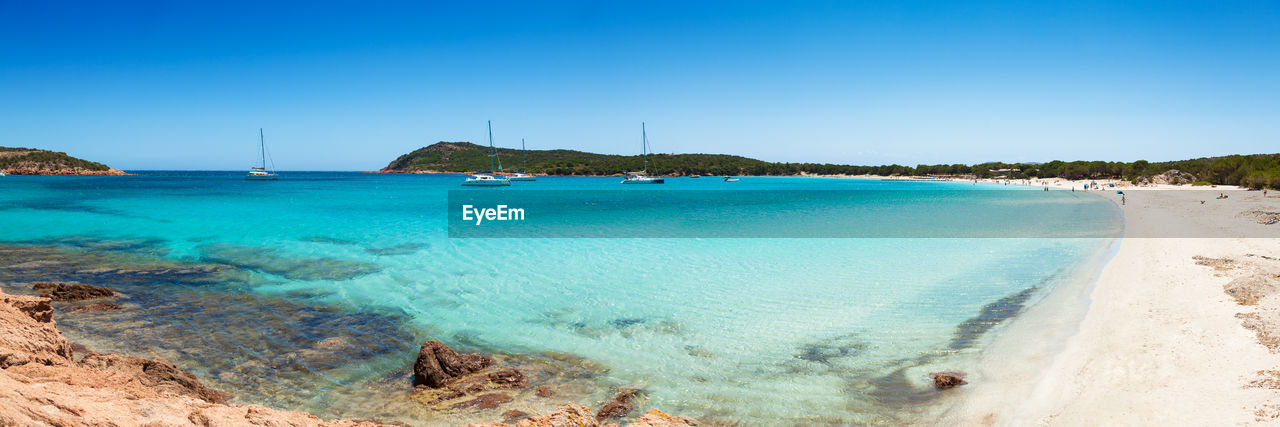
xmin=945 ymin=185 xmax=1280 ymax=425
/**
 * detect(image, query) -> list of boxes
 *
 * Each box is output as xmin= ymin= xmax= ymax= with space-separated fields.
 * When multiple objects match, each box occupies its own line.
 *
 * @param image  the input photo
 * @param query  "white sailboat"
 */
xmin=462 ymin=121 xmax=512 ymax=187
xmin=245 ymin=128 xmax=278 ymax=181
xmin=621 ymin=122 xmax=664 ymax=184
xmin=509 ymin=138 xmax=536 ymax=181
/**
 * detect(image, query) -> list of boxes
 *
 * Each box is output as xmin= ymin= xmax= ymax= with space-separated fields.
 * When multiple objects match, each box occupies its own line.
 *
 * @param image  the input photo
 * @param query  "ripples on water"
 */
xmin=0 ymin=173 xmax=1120 ymax=425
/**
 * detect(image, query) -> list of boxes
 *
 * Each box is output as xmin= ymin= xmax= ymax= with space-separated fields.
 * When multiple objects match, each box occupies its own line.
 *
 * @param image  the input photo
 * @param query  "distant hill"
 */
xmin=0 ymin=147 xmax=127 ymax=175
xmin=382 ymin=142 xmax=1280 ymax=189
xmin=379 ymin=141 xmax=772 ymax=176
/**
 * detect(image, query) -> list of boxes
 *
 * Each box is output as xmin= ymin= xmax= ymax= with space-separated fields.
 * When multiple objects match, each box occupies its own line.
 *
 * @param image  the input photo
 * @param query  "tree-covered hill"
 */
xmin=380 ymin=142 xmax=1280 ymax=189
xmin=0 ymin=147 xmax=127 ymax=175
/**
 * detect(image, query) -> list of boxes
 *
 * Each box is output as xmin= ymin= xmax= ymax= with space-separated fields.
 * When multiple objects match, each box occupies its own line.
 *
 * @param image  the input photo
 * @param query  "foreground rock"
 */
xmin=0 ymin=289 xmax=385 ymax=426
xmin=414 ymin=339 xmax=497 ymax=388
xmin=79 ymin=351 xmax=231 ymax=404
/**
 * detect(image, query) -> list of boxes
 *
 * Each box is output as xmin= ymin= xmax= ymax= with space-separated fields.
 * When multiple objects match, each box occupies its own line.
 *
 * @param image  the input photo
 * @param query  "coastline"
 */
xmin=947 ymin=186 xmax=1280 ymax=424
xmin=1 ymin=168 xmax=130 ymax=176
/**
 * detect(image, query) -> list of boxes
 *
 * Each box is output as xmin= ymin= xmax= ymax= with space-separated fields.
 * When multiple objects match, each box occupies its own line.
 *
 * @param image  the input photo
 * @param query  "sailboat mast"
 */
xmin=641 ymin=122 xmax=648 ymax=172
xmin=259 ymin=128 xmax=266 ymax=169
xmin=521 ymin=138 xmax=527 ymax=172
xmin=487 ymin=120 xmax=495 ymax=173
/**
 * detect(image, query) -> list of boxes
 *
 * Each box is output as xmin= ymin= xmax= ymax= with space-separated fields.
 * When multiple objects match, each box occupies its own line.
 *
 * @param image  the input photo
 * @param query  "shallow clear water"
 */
xmin=0 ymin=172 xmax=1121 ymax=425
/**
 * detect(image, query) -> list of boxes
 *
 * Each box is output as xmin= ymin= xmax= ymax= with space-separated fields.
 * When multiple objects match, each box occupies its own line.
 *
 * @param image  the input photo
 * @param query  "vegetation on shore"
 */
xmin=0 ymin=147 xmax=125 ymax=175
xmin=381 ymin=142 xmax=1280 ymax=189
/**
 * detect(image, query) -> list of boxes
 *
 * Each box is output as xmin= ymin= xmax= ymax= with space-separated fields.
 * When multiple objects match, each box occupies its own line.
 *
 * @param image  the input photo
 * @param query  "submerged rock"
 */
xmin=795 ymin=334 xmax=866 ymax=365
xmin=198 ymin=242 xmax=382 ymax=281
xmin=33 ymin=281 xmax=114 ymax=301
xmin=65 ymin=301 xmax=124 ymax=313
xmin=950 ymin=287 xmax=1036 ymax=350
xmin=413 ymin=340 xmax=496 ymax=388
xmin=502 ymin=409 xmax=530 ymax=424
xmin=597 ymin=388 xmax=643 ymax=421
xmin=930 ymin=371 xmax=967 ymax=389
xmin=630 ymin=409 xmax=701 ymax=427
xmin=488 ymin=368 xmax=529 ymax=388
xmin=451 ymin=392 xmax=514 ymax=410
xmin=364 ymin=243 xmax=426 ymax=256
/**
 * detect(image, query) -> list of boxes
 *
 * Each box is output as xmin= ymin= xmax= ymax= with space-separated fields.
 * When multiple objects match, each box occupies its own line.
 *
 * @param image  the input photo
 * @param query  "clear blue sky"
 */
xmin=2 ymin=1 xmax=1278 ymax=170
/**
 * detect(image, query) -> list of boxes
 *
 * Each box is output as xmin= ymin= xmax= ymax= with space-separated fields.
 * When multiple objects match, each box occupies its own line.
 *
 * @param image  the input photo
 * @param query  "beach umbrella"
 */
xmin=1116 ymin=190 xmax=1124 ymax=194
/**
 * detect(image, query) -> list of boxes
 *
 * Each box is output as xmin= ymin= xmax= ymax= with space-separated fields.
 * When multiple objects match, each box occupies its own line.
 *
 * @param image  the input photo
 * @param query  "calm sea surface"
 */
xmin=0 ymin=172 xmax=1122 ymax=425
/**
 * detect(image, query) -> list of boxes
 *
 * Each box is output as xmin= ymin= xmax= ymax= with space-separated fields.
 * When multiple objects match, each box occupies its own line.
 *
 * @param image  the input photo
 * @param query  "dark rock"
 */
xmin=535 ymin=385 xmax=555 ymax=398
xmin=795 ymin=334 xmax=866 ymax=365
xmin=610 ymin=317 xmax=646 ymax=328
xmin=930 ymin=371 xmax=967 ymax=389
xmin=487 ymin=368 xmax=528 ymax=388
xmin=950 ymin=287 xmax=1036 ymax=350
xmin=502 ymin=409 xmax=530 ymax=424
xmin=33 ymin=282 xmax=114 ymax=301
xmin=364 ymin=243 xmax=426 ymax=256
xmin=79 ymin=351 xmax=231 ymax=403
xmin=412 ymin=340 xmax=495 ymax=388
xmin=450 ymin=392 xmax=512 ymax=410
xmin=597 ymin=388 xmax=642 ymax=421
xmin=8 ymin=295 xmax=54 ymax=323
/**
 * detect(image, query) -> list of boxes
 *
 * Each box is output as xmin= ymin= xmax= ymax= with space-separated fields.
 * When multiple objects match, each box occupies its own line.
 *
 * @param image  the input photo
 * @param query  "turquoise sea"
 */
xmin=0 ymin=172 xmax=1122 ymax=425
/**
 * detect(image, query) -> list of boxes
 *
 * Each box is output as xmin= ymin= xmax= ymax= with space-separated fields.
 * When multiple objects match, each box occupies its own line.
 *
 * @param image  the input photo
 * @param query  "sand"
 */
xmin=945 ymin=186 xmax=1280 ymax=425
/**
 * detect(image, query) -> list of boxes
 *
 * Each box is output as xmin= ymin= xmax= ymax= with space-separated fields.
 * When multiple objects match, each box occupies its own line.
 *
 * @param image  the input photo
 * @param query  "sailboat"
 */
xmin=621 ymin=122 xmax=664 ymax=184
xmin=509 ymin=138 xmax=536 ymax=181
xmin=245 ymin=128 xmax=278 ymax=181
xmin=462 ymin=121 xmax=512 ymax=187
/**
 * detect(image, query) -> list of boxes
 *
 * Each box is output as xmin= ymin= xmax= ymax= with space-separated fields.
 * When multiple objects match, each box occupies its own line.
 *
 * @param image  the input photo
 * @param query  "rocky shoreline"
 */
xmin=0 ymin=279 xmax=699 ymax=426
xmin=1 ymin=167 xmax=130 ymax=176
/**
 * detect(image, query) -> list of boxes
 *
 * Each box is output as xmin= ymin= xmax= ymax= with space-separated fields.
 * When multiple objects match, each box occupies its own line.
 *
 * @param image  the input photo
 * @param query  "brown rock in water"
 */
xmin=535 ymin=385 xmax=555 ymax=397
xmin=502 ymin=410 xmax=530 ymax=424
xmin=597 ymin=388 xmax=642 ymax=421
xmin=451 ymin=392 xmax=513 ymax=410
xmin=413 ymin=339 xmax=495 ymax=388
xmin=66 ymin=302 xmax=124 ymax=313
xmin=79 ymin=351 xmax=231 ymax=404
xmin=931 ymin=371 xmax=968 ymax=389
xmin=33 ymin=281 xmax=114 ymax=301
xmin=488 ymin=368 xmax=529 ymax=388
xmin=629 ymin=409 xmax=700 ymax=426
